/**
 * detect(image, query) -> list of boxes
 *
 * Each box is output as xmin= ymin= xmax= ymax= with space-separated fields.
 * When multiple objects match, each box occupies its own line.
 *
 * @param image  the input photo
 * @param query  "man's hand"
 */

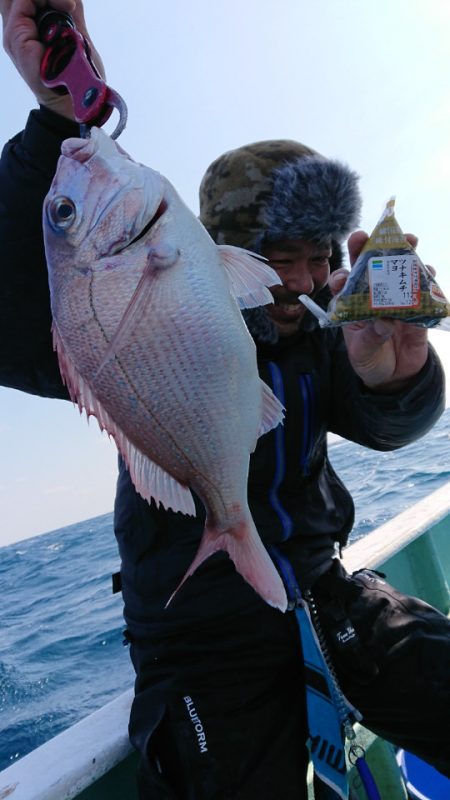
xmin=328 ymin=230 xmax=429 ymax=392
xmin=1 ymin=0 xmax=105 ymax=119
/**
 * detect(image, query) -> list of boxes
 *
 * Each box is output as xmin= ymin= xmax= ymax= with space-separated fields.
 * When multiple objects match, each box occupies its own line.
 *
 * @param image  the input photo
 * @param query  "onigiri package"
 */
xmin=301 ymin=197 xmax=450 ymax=329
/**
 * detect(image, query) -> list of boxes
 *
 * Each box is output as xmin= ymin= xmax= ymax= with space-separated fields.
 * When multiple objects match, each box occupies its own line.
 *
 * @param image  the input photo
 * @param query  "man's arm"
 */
xmin=326 ymin=227 xmax=445 ymax=448
xmin=329 ymin=231 xmax=432 ymax=393
xmin=328 ymin=331 xmax=445 ymax=450
xmin=0 ymin=0 xmax=103 ymax=397
xmin=0 ymin=108 xmax=78 ymax=398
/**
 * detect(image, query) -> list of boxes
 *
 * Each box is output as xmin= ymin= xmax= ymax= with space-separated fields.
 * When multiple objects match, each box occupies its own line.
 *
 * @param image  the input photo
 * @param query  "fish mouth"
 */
xmin=126 ymin=199 xmax=168 ymax=249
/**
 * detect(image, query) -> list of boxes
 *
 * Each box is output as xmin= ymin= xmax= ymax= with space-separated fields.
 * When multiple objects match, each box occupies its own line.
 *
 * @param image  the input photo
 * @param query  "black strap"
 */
xmin=112 ymin=571 xmax=122 ymax=594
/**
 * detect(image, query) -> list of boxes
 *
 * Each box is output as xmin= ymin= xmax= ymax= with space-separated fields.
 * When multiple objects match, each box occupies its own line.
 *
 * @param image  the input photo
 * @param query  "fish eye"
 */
xmin=49 ymin=197 xmax=77 ymax=229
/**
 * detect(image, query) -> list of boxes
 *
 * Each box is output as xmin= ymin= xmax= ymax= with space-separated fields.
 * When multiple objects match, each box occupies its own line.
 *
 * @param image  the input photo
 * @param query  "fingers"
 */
xmin=372 ymin=318 xmax=396 ymax=341
xmin=347 ymin=230 xmax=368 ymax=267
xmin=328 ymin=268 xmax=349 ymax=296
xmin=1 ymin=0 xmax=72 ymax=114
xmin=404 ymin=233 xmax=419 ymax=249
xmin=2 ymin=1 xmax=46 ymax=78
xmin=0 ymin=0 xmax=15 ymax=18
xmin=0 ymin=1 xmax=12 ymax=18
xmin=1 ymin=0 xmax=103 ymax=117
xmin=1 ymin=0 xmax=75 ymax=27
xmin=34 ymin=0 xmax=76 ymax=8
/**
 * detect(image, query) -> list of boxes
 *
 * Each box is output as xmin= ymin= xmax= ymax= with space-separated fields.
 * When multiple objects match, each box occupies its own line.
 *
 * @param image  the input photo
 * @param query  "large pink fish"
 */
xmin=43 ymin=128 xmax=287 ymax=611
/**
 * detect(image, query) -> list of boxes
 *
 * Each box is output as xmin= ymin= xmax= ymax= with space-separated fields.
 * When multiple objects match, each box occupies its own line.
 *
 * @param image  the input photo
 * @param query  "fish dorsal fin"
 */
xmin=257 ymin=379 xmax=285 ymax=440
xmin=53 ymin=324 xmax=196 ymax=516
xmin=217 ymin=244 xmax=281 ymax=309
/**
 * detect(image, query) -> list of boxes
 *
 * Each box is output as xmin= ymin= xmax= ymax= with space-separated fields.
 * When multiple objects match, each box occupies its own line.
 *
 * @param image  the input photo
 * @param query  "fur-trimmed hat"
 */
xmin=199 ymin=139 xmax=361 ymax=252
xmin=199 ymin=140 xmax=361 ymax=344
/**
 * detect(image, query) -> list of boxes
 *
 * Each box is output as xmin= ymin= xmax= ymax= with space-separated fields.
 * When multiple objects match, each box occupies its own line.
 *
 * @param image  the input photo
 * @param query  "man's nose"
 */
xmin=283 ymin=262 xmax=315 ymax=295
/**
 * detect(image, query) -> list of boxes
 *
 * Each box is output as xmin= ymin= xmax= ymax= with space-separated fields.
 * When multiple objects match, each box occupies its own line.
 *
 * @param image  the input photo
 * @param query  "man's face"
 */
xmin=262 ymin=238 xmax=332 ymax=336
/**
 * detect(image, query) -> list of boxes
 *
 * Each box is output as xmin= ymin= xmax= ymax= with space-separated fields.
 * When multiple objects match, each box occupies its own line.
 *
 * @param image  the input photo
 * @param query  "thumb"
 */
xmin=347 ymin=230 xmax=368 ymax=267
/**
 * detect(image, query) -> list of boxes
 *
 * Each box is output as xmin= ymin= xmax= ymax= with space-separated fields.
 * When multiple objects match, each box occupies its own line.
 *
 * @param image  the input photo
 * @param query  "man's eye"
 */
xmin=313 ymin=257 xmax=330 ymax=265
xmin=271 ymin=259 xmax=292 ymax=267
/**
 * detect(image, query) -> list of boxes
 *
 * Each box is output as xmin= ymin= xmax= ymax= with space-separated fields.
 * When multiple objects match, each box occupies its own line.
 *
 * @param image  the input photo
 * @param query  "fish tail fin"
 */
xmin=166 ymin=517 xmax=288 ymax=612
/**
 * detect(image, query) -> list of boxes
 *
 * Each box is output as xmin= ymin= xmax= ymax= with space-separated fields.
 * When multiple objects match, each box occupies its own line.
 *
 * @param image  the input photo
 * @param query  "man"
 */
xmin=1 ymin=2 xmax=449 ymax=798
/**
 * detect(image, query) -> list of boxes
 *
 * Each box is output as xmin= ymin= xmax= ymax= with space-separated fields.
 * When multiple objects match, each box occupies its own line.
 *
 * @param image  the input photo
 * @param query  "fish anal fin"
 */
xmin=218 ymin=244 xmax=282 ymax=309
xmin=166 ymin=517 xmax=288 ymax=611
xmin=121 ymin=440 xmax=196 ymax=515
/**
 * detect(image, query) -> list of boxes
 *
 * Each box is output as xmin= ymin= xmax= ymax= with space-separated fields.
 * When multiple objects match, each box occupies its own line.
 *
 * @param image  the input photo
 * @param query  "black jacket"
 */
xmin=0 ymin=108 xmax=445 ymax=638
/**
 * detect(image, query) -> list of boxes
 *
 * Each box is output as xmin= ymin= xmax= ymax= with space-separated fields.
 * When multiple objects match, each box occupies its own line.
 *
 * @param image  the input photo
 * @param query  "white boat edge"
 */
xmin=343 ymin=477 xmax=450 ymax=573
xmin=0 ymin=689 xmax=134 ymax=800
xmin=1 ymin=480 xmax=450 ymax=800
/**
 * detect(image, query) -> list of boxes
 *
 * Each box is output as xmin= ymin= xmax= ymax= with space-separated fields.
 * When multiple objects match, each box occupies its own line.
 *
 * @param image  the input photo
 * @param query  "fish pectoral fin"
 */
xmin=217 ymin=244 xmax=282 ymax=309
xmin=257 ymin=379 xmax=285 ymax=440
xmin=166 ymin=517 xmax=288 ymax=612
xmin=94 ymin=260 xmax=156 ymax=378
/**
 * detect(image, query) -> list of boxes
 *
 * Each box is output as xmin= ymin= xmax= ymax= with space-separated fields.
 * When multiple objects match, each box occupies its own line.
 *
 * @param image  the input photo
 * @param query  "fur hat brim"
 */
xmin=263 ymin=156 xmax=361 ymax=246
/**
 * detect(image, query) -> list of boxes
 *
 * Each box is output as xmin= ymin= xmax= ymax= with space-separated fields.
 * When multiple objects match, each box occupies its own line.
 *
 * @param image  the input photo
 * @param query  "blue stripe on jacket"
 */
xmin=267 ymin=362 xmax=293 ymax=540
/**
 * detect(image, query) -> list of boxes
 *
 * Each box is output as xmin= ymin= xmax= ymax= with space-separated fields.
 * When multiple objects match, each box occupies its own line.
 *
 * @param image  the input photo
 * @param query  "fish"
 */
xmin=43 ymin=127 xmax=287 ymax=611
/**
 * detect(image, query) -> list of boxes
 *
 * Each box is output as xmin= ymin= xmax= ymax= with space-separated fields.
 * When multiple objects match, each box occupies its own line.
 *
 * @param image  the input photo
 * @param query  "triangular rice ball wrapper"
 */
xmin=323 ymin=198 xmax=450 ymax=329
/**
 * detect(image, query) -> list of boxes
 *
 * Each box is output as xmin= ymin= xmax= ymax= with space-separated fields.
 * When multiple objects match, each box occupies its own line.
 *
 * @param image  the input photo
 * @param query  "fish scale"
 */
xmin=43 ymin=127 xmax=289 ymax=611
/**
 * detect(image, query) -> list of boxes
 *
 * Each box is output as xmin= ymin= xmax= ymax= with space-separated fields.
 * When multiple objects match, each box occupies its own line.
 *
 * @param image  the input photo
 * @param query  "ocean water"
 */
xmin=1 ymin=407 xmax=450 ymax=771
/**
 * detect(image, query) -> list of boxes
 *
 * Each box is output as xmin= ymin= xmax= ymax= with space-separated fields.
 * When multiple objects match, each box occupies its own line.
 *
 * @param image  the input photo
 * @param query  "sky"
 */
xmin=1 ymin=0 xmax=450 ymax=546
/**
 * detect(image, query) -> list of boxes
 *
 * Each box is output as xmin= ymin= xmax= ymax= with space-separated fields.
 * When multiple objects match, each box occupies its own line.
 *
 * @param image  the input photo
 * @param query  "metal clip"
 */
xmin=37 ymin=6 xmax=127 ymax=139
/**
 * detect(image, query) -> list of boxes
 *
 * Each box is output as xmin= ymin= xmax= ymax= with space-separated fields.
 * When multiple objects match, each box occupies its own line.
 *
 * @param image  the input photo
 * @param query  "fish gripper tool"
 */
xmin=36 ymin=6 xmax=128 ymax=139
